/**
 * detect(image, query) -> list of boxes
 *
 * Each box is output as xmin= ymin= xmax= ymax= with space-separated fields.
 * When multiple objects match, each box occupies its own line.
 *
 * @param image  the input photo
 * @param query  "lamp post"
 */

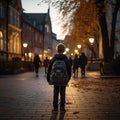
xmin=77 ymin=44 xmax=81 ymax=57
xmin=89 ymin=38 xmax=94 ymax=62
xmin=23 ymin=43 xmax=28 ymax=61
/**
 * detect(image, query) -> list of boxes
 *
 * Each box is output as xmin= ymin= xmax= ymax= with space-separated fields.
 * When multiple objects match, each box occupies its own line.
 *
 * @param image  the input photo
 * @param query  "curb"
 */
xmin=100 ymin=75 xmax=120 ymax=79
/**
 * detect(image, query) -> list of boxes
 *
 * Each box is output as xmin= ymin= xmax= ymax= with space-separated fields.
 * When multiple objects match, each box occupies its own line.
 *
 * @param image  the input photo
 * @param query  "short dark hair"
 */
xmin=56 ymin=43 xmax=65 ymax=53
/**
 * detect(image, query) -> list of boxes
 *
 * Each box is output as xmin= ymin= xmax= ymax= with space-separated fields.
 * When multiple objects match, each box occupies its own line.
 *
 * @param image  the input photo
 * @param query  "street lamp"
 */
xmin=23 ymin=43 xmax=28 ymax=61
xmin=77 ymin=44 xmax=81 ymax=56
xmin=74 ymin=49 xmax=78 ymax=54
xmin=89 ymin=38 xmax=94 ymax=45
xmin=64 ymin=48 xmax=69 ymax=55
xmin=66 ymin=48 xmax=69 ymax=52
xmin=89 ymin=38 xmax=94 ymax=62
xmin=23 ymin=43 xmax=28 ymax=48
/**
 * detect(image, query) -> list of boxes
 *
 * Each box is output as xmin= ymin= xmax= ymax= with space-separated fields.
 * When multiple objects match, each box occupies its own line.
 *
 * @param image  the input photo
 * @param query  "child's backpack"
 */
xmin=50 ymin=59 xmax=69 ymax=86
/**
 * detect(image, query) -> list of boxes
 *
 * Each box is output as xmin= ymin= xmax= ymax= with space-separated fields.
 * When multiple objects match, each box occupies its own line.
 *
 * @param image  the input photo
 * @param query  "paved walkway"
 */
xmin=0 ymin=68 xmax=120 ymax=120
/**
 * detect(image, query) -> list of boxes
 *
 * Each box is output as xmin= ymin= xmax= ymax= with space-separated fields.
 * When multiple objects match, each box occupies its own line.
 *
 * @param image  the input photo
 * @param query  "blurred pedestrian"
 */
xmin=47 ymin=43 xmax=71 ymax=113
xmin=33 ymin=54 xmax=41 ymax=77
xmin=69 ymin=56 xmax=73 ymax=67
xmin=43 ymin=57 xmax=50 ymax=74
xmin=79 ymin=52 xmax=88 ymax=76
xmin=73 ymin=54 xmax=79 ymax=78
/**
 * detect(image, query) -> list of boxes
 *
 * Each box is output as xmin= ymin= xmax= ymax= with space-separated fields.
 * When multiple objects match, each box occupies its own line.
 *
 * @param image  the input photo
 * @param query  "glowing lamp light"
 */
xmin=74 ymin=49 xmax=78 ymax=53
xmin=23 ymin=43 xmax=28 ymax=48
xmin=77 ymin=44 xmax=81 ymax=49
xmin=28 ymin=52 xmax=32 ymax=58
xmin=66 ymin=48 xmax=69 ymax=52
xmin=89 ymin=38 xmax=94 ymax=44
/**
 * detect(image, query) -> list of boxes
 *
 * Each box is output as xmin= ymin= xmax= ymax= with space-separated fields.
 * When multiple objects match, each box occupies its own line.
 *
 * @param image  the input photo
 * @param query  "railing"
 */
xmin=87 ymin=58 xmax=104 ymax=71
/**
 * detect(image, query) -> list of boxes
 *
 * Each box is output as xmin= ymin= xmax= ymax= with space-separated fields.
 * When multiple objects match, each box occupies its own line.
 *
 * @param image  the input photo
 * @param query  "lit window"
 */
xmin=0 ymin=31 xmax=3 ymax=50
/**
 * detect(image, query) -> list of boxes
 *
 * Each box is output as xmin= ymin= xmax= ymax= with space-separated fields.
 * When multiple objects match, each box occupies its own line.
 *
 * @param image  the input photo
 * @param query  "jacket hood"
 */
xmin=54 ymin=53 xmax=67 ymax=60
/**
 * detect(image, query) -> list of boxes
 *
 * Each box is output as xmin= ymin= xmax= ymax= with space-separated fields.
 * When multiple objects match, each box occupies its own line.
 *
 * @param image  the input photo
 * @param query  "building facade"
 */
xmin=0 ymin=0 xmax=22 ymax=61
xmin=24 ymin=9 xmax=53 ymax=60
xmin=22 ymin=13 xmax=44 ymax=61
xmin=0 ymin=0 xmax=57 ymax=63
xmin=51 ymin=32 xmax=59 ymax=58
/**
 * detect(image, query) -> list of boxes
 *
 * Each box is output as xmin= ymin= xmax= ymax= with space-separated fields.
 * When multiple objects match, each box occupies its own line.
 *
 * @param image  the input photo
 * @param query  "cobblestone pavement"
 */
xmin=0 ymin=68 xmax=120 ymax=120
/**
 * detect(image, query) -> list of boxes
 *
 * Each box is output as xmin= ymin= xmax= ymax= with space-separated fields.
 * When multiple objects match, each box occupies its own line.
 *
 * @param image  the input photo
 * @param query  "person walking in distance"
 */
xmin=47 ymin=43 xmax=71 ymax=113
xmin=43 ymin=57 xmax=50 ymax=74
xmin=73 ymin=54 xmax=79 ymax=78
xmin=33 ymin=53 xmax=41 ymax=77
xmin=69 ymin=56 xmax=73 ymax=67
xmin=79 ymin=52 xmax=88 ymax=77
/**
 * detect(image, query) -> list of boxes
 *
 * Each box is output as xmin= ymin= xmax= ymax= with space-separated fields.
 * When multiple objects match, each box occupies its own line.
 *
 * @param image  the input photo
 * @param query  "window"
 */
xmin=35 ymin=33 xmax=37 ymax=41
xmin=0 ymin=3 xmax=4 ymax=18
xmin=33 ymin=21 xmax=36 ymax=26
xmin=10 ymin=8 xmax=14 ymax=24
xmin=8 ymin=32 xmax=21 ymax=53
xmin=39 ymin=25 xmax=43 ymax=31
xmin=14 ymin=35 xmax=20 ymax=53
xmin=0 ymin=31 xmax=3 ymax=50
xmin=10 ymin=7 xmax=20 ymax=27
xmin=45 ymin=24 xmax=49 ymax=32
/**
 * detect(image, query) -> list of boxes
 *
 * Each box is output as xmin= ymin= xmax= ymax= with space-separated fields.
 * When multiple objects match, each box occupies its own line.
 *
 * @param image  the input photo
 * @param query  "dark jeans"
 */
xmin=81 ymin=66 xmax=85 ymax=76
xmin=35 ymin=66 xmax=39 ymax=74
xmin=73 ymin=67 xmax=78 ymax=74
xmin=53 ymin=85 xmax=66 ymax=109
xmin=73 ymin=67 xmax=78 ymax=77
xmin=45 ymin=66 xmax=48 ymax=74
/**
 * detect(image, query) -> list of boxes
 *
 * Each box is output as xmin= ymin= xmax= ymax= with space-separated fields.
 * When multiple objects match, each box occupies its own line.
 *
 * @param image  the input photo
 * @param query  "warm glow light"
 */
xmin=25 ymin=53 xmax=27 ymax=56
xmin=39 ymin=54 xmax=42 ymax=57
xmin=50 ymin=57 xmax=52 ymax=60
xmin=89 ymin=38 xmax=94 ymax=44
xmin=63 ymin=51 xmax=67 ymax=54
xmin=28 ymin=52 xmax=32 ymax=58
xmin=74 ymin=49 xmax=78 ymax=53
xmin=77 ymin=44 xmax=81 ymax=49
xmin=0 ymin=31 xmax=3 ymax=38
xmin=23 ymin=43 xmax=28 ymax=48
xmin=66 ymin=48 xmax=69 ymax=52
xmin=44 ymin=50 xmax=48 ymax=53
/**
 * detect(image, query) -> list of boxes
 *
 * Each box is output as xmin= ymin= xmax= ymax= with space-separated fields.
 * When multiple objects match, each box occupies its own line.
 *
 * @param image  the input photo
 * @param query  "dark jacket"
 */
xmin=47 ymin=53 xmax=71 ymax=83
xmin=79 ymin=53 xmax=87 ymax=68
xmin=44 ymin=59 xmax=50 ymax=67
xmin=73 ymin=57 xmax=79 ymax=69
xmin=69 ymin=57 xmax=73 ymax=66
xmin=33 ymin=55 xmax=41 ymax=67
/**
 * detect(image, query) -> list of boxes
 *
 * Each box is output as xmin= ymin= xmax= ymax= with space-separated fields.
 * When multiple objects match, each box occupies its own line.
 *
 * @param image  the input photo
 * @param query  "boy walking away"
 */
xmin=47 ymin=43 xmax=71 ymax=113
xmin=33 ymin=53 xmax=41 ymax=77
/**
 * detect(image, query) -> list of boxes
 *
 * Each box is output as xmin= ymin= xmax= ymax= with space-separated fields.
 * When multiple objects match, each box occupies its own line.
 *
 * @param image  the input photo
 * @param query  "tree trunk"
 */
xmin=110 ymin=0 xmax=120 ymax=59
xmin=99 ymin=13 xmax=110 ymax=62
xmin=95 ymin=0 xmax=111 ymax=62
